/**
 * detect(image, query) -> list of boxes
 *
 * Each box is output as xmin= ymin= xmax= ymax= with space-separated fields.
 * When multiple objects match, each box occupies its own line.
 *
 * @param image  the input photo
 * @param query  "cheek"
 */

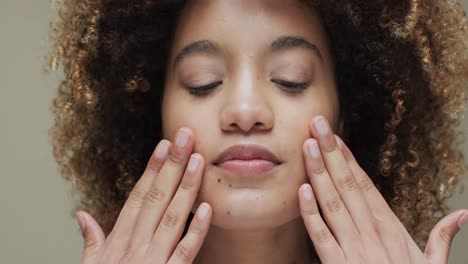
xmin=161 ymin=87 xmax=190 ymax=135
xmin=161 ymin=94 xmax=195 ymax=140
xmin=162 ymin=95 xmax=216 ymax=151
xmin=274 ymin=94 xmax=338 ymax=162
xmin=282 ymin=89 xmax=339 ymax=135
xmin=276 ymin=115 xmax=309 ymax=178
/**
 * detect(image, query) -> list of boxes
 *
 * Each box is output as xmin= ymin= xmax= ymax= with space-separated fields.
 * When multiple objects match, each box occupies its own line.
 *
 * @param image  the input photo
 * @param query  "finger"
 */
xmin=77 ymin=211 xmax=105 ymax=263
xmin=424 ymin=209 xmax=468 ymax=263
xmin=166 ymin=203 xmax=212 ymax=264
xmin=150 ymin=154 xmax=205 ymax=262
xmin=299 ymin=184 xmax=346 ymax=263
xmin=309 ymin=116 xmax=375 ymax=234
xmin=303 ymin=137 xmax=361 ymax=257
xmin=110 ymin=139 xmax=171 ymax=240
xmin=130 ymin=128 xmax=194 ymax=249
xmin=336 ymin=136 xmax=410 ymax=262
xmin=335 ymin=135 xmax=397 ymax=224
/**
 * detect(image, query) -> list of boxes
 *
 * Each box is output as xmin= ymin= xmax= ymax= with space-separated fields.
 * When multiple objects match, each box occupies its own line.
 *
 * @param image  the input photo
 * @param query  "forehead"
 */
xmin=170 ymin=0 xmax=326 ymax=55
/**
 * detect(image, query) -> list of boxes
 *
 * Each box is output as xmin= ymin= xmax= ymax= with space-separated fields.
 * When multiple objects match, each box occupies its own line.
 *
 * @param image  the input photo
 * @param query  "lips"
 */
xmin=212 ymin=144 xmax=283 ymax=176
xmin=212 ymin=144 xmax=283 ymax=165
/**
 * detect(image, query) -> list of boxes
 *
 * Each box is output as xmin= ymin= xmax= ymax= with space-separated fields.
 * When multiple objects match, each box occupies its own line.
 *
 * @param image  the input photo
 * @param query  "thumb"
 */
xmin=76 ymin=211 xmax=105 ymax=262
xmin=424 ymin=209 xmax=468 ymax=264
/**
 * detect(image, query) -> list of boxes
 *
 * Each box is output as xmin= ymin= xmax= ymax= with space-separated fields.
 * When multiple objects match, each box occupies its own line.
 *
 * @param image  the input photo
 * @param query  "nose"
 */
xmin=219 ymin=67 xmax=274 ymax=133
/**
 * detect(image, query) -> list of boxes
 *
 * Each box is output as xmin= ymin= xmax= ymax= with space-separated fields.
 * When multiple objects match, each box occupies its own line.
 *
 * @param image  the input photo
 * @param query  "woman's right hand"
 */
xmin=75 ymin=127 xmax=211 ymax=264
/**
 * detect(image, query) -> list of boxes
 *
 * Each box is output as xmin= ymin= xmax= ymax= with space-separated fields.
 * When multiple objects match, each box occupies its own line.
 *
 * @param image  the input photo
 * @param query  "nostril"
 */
xmin=254 ymin=122 xmax=266 ymax=129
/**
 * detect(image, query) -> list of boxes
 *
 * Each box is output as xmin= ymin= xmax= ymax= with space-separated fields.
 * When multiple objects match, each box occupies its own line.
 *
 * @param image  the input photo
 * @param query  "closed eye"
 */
xmin=186 ymin=81 xmax=223 ymax=96
xmin=271 ymin=79 xmax=310 ymax=91
xmin=185 ymin=79 xmax=310 ymax=96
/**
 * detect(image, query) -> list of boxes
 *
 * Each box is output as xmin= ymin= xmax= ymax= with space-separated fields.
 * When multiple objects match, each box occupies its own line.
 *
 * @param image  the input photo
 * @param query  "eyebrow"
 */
xmin=172 ymin=40 xmax=222 ymax=70
xmin=172 ymin=35 xmax=323 ymax=69
xmin=271 ymin=36 xmax=323 ymax=62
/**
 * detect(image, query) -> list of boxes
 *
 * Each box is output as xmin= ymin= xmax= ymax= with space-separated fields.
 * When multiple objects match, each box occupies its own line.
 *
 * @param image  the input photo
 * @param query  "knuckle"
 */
xmin=179 ymin=174 xmax=196 ymax=190
xmin=338 ymin=172 xmax=358 ymax=192
xmin=438 ymin=226 xmax=453 ymax=248
xmin=190 ymin=221 xmax=205 ymax=236
xmin=302 ymin=207 xmax=320 ymax=216
xmin=311 ymin=164 xmax=326 ymax=175
xmin=167 ymin=150 xmax=185 ymax=165
xmin=358 ymin=177 xmax=375 ymax=193
xmin=146 ymin=185 xmax=165 ymax=205
xmin=174 ymin=244 xmax=194 ymax=262
xmin=161 ymin=208 xmax=179 ymax=228
xmin=301 ymin=203 xmax=319 ymax=216
xmin=325 ymin=195 xmax=345 ymax=214
xmin=146 ymin=156 xmax=163 ymax=175
xmin=127 ymin=187 xmax=146 ymax=207
xmin=315 ymin=228 xmax=334 ymax=245
xmin=322 ymin=138 xmax=337 ymax=152
xmin=341 ymin=147 xmax=353 ymax=161
xmin=83 ymin=238 xmax=99 ymax=251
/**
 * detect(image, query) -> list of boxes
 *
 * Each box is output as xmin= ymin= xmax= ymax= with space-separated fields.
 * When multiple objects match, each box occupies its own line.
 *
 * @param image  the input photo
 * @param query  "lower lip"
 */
xmin=216 ymin=159 xmax=278 ymax=175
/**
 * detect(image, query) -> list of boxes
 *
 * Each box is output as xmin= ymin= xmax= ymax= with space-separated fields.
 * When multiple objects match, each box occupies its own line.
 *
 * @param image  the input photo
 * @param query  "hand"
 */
xmin=75 ymin=128 xmax=212 ymax=264
xmin=298 ymin=115 xmax=468 ymax=264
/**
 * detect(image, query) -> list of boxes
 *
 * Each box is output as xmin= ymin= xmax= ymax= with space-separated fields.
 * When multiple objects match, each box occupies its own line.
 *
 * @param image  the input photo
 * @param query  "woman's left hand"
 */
xmin=298 ymin=115 xmax=468 ymax=264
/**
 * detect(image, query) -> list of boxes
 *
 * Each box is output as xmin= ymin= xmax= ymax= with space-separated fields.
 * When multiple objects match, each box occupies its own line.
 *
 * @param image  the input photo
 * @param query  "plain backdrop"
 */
xmin=1 ymin=1 xmax=467 ymax=263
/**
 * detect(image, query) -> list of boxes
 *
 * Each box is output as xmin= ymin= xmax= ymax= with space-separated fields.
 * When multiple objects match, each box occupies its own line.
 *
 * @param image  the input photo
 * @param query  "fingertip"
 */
xmin=299 ymin=183 xmax=311 ymax=193
xmin=155 ymin=140 xmax=171 ymax=159
xmin=196 ymin=202 xmax=211 ymax=221
xmin=78 ymin=211 xmax=106 ymax=243
xmin=192 ymin=153 xmax=205 ymax=163
xmin=456 ymin=210 xmax=468 ymax=229
xmin=299 ymin=183 xmax=314 ymax=201
xmin=76 ymin=211 xmax=87 ymax=235
xmin=424 ymin=209 xmax=467 ymax=262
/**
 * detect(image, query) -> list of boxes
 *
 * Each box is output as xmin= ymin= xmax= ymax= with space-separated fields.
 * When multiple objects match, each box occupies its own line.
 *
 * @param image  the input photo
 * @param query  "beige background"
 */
xmin=1 ymin=1 xmax=467 ymax=263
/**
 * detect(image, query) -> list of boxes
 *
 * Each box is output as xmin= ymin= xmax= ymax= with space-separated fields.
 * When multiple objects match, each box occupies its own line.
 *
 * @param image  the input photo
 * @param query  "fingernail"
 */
xmin=307 ymin=139 xmax=320 ymax=158
xmin=187 ymin=154 xmax=199 ymax=172
xmin=457 ymin=213 xmax=468 ymax=229
xmin=302 ymin=185 xmax=313 ymax=201
xmin=336 ymin=136 xmax=342 ymax=149
xmin=76 ymin=212 xmax=86 ymax=234
xmin=156 ymin=141 xmax=169 ymax=159
xmin=314 ymin=116 xmax=329 ymax=136
xmin=175 ymin=129 xmax=189 ymax=147
xmin=197 ymin=203 xmax=209 ymax=220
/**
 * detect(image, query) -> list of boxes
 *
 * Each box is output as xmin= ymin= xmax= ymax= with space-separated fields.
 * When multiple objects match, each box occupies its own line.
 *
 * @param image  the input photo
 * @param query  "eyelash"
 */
xmin=271 ymin=79 xmax=310 ymax=91
xmin=186 ymin=80 xmax=309 ymax=96
xmin=187 ymin=81 xmax=223 ymax=96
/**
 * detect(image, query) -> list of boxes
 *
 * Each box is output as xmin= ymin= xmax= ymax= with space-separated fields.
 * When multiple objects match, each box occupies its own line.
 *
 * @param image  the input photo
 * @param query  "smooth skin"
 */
xmin=75 ymin=117 xmax=468 ymax=264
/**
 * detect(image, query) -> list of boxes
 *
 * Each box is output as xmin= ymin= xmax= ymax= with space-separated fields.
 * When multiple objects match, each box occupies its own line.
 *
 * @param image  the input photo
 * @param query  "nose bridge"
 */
xmin=234 ymin=62 xmax=261 ymax=102
xmin=220 ymin=60 xmax=274 ymax=132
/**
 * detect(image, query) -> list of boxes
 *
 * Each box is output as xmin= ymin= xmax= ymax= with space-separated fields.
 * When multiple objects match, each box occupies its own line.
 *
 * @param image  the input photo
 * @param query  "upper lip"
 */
xmin=213 ymin=144 xmax=283 ymax=165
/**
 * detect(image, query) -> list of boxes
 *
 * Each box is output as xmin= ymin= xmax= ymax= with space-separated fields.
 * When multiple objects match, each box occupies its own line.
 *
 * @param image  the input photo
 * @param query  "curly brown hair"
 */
xmin=45 ymin=0 xmax=468 ymax=254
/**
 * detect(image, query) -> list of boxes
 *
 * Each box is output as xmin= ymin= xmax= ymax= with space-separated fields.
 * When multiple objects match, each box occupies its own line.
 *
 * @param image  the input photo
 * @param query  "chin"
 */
xmin=211 ymin=209 xmax=301 ymax=231
xmin=196 ymin=184 xmax=302 ymax=231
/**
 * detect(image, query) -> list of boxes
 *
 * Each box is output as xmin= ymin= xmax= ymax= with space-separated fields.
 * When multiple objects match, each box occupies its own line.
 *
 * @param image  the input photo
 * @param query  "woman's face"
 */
xmin=162 ymin=0 xmax=341 ymax=230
